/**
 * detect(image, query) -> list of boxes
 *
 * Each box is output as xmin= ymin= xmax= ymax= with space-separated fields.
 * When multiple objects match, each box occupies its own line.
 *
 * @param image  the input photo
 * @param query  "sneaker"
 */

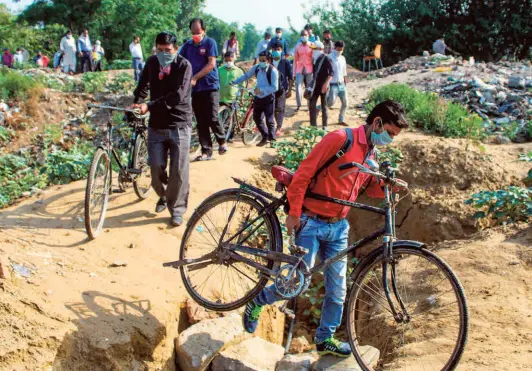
xmin=243 ymin=300 xmax=264 ymax=333
xmin=256 ymin=138 xmax=270 ymax=147
xmin=155 ymin=198 xmax=167 ymax=213
xmin=316 ymin=337 xmax=352 ymax=358
xmin=171 ymin=215 xmax=184 ymax=227
xmin=219 ymin=143 xmax=228 ymax=155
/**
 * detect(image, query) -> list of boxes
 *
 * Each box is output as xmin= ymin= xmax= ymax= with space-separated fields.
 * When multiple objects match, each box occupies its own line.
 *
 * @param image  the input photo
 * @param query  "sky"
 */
xmin=1 ymin=0 xmax=341 ymax=32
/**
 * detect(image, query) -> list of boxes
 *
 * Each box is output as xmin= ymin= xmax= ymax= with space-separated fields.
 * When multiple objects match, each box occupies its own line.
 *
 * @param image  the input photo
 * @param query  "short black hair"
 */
xmin=155 ymin=31 xmax=177 ymax=47
xmin=66 ymin=29 xmax=72 ymax=35
xmin=304 ymin=24 xmax=312 ymax=30
xmin=272 ymin=42 xmax=283 ymax=49
xmin=366 ymin=100 xmax=409 ymax=129
xmin=300 ymin=30 xmax=308 ymax=36
xmin=259 ymin=50 xmax=271 ymax=60
xmin=189 ymin=18 xmax=206 ymax=30
xmin=324 ymin=29 xmax=331 ymax=34
xmin=230 ymin=31 xmax=236 ymax=36
xmin=334 ymin=41 xmax=345 ymax=48
xmin=224 ymin=51 xmax=234 ymax=58
xmin=264 ymin=32 xmax=271 ymax=39
xmin=16 ymin=48 xmax=21 ymax=51
xmin=275 ymin=27 xmax=282 ymax=33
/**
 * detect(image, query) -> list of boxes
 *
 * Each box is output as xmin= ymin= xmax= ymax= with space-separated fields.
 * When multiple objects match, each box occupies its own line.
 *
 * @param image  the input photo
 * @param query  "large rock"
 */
xmin=276 ymin=352 xmax=318 ymax=371
xmin=289 ymin=335 xmax=314 ymax=354
xmin=212 ymin=336 xmax=285 ymax=371
xmin=312 ymin=346 xmax=379 ymax=371
xmin=175 ymin=314 xmax=251 ymax=371
xmin=255 ymin=305 xmax=286 ymax=345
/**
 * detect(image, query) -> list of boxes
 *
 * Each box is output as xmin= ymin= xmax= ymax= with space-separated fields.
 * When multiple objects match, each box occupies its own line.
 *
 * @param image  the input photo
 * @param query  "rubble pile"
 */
xmin=371 ymin=55 xmax=532 ymax=142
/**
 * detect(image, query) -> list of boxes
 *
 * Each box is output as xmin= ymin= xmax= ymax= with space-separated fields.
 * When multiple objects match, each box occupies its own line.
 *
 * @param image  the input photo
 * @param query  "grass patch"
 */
xmin=367 ymin=84 xmax=484 ymax=139
xmin=0 ymin=67 xmax=43 ymax=101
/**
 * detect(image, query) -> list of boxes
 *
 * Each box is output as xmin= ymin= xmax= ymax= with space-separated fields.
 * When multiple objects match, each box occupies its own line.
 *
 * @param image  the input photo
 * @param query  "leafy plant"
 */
xmin=81 ymin=72 xmax=108 ymax=93
xmin=41 ymin=140 xmax=94 ymax=184
xmin=0 ymin=153 xmax=47 ymax=208
xmin=518 ymin=151 xmax=532 ymax=162
xmin=502 ymin=121 xmax=521 ymax=141
xmin=274 ymin=126 xmax=327 ymax=171
xmin=367 ymin=84 xmax=485 ymax=140
xmin=464 ymin=187 xmax=532 ymax=224
xmin=108 ymin=60 xmax=133 ymax=70
xmin=375 ymin=147 xmax=404 ymax=169
xmin=0 ymin=67 xmax=43 ymax=101
xmin=0 ymin=125 xmax=14 ymax=144
xmin=106 ymin=72 xmax=135 ymax=94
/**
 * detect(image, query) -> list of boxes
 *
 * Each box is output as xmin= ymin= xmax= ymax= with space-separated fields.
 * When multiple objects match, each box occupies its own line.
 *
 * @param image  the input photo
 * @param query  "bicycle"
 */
xmin=164 ymin=159 xmax=469 ymax=370
xmin=218 ymin=87 xmax=262 ymax=146
xmin=84 ymin=104 xmax=152 ymax=239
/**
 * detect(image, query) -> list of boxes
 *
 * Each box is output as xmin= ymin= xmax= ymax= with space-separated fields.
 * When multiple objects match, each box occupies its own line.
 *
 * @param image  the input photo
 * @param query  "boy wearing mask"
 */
xmin=327 ymin=41 xmax=349 ymax=126
xmin=231 ymin=50 xmax=279 ymax=147
xmin=271 ymin=42 xmax=293 ymax=136
xmin=309 ymin=41 xmax=333 ymax=129
xmin=219 ymin=51 xmax=243 ymax=106
xmin=268 ymin=27 xmax=289 ymax=58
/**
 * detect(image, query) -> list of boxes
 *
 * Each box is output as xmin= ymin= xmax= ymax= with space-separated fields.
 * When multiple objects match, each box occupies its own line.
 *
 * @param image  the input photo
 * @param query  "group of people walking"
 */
xmin=129 ymin=18 xmax=408 ymax=362
xmin=57 ymin=28 xmax=105 ymax=74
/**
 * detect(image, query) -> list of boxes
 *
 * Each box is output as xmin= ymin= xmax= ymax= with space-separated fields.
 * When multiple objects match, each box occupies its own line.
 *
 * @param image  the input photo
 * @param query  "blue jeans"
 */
xmin=295 ymin=73 xmax=313 ymax=108
xmin=327 ymin=83 xmax=348 ymax=122
xmin=254 ymin=214 xmax=349 ymax=343
xmin=133 ymin=58 xmax=144 ymax=82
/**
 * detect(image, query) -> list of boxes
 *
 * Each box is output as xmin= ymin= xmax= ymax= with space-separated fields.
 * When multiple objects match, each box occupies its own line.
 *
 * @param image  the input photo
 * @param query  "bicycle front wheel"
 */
xmin=84 ymin=148 xmax=111 ymax=240
xmin=241 ymin=113 xmax=261 ymax=146
xmin=132 ymin=134 xmax=152 ymax=199
xmin=347 ymin=246 xmax=469 ymax=371
xmin=180 ymin=189 xmax=283 ymax=311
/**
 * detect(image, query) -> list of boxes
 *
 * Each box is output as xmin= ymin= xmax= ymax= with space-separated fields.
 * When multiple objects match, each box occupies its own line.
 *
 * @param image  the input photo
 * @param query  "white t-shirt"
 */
xmin=331 ymin=52 xmax=347 ymax=84
xmin=129 ymin=42 xmax=143 ymax=59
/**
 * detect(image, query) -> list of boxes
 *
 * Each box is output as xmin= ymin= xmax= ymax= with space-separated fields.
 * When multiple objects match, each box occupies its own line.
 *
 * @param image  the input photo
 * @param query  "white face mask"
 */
xmin=224 ymin=62 xmax=234 ymax=68
xmin=336 ymin=50 xmax=343 ymax=56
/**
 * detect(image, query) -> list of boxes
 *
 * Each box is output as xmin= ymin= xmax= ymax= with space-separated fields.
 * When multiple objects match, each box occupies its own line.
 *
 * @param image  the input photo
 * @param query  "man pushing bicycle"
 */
xmin=243 ymin=100 xmax=409 ymax=357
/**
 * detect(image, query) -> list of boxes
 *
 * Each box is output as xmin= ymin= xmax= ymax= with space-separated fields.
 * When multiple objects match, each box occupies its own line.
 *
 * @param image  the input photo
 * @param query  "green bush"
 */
xmin=0 ymin=153 xmax=47 ymax=208
xmin=81 ymin=72 xmax=108 ymax=93
xmin=0 ymin=126 xmax=14 ymax=143
xmin=107 ymin=60 xmax=132 ymax=70
xmin=41 ymin=140 xmax=94 ymax=184
xmin=367 ymin=84 xmax=484 ymax=139
xmin=375 ymin=147 xmax=404 ymax=169
xmin=464 ymin=187 xmax=532 ymax=224
xmin=106 ymin=72 xmax=135 ymax=94
xmin=273 ymin=126 xmax=327 ymax=171
xmin=0 ymin=67 xmax=42 ymax=101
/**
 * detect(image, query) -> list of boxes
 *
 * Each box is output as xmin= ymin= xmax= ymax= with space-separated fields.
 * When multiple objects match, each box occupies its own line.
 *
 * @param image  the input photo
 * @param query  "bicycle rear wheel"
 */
xmin=241 ymin=112 xmax=261 ymax=146
xmin=346 ymin=246 xmax=469 ymax=371
xmin=132 ymin=134 xmax=152 ymax=199
xmin=180 ymin=189 xmax=282 ymax=311
xmin=84 ymin=148 xmax=111 ymax=240
xmin=190 ymin=116 xmax=202 ymax=158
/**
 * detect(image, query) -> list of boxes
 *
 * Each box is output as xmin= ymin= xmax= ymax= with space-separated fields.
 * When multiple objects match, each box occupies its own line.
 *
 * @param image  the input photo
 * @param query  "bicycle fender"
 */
xmin=389 ymin=240 xmax=427 ymax=249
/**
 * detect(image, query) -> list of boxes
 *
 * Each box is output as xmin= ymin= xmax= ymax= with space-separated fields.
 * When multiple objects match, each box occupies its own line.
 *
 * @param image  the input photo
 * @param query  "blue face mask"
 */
xmin=156 ymin=51 xmax=176 ymax=68
xmin=259 ymin=61 xmax=268 ymax=69
xmin=272 ymin=51 xmax=282 ymax=59
xmin=370 ymin=121 xmax=393 ymax=146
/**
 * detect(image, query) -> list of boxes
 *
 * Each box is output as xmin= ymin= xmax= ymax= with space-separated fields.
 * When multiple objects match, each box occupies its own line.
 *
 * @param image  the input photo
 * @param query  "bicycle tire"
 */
xmin=241 ymin=117 xmax=261 ymax=146
xmin=84 ymin=148 xmax=111 ymax=240
xmin=180 ymin=188 xmax=283 ymax=311
xmin=190 ymin=117 xmax=202 ymax=158
xmin=132 ymin=134 xmax=152 ymax=200
xmin=346 ymin=246 xmax=469 ymax=371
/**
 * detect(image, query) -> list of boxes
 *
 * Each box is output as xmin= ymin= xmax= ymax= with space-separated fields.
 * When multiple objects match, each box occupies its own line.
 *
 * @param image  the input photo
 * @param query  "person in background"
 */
xmin=77 ymin=28 xmax=93 ymax=73
xmin=222 ymin=32 xmax=240 ymax=59
xmin=131 ymin=31 xmax=193 ymax=227
xmin=309 ymin=41 xmax=333 ymax=129
xmin=432 ymin=37 xmax=457 ymax=56
xmin=323 ymin=30 xmax=333 ymax=55
xmin=268 ymin=27 xmax=289 ymax=58
xmin=218 ymin=51 xmax=244 ymax=142
xmin=327 ymin=41 xmax=348 ymax=126
xmin=2 ymin=48 xmax=14 ymax=68
xmin=14 ymin=48 xmax=24 ymax=68
xmin=33 ymin=50 xmax=49 ymax=67
xmin=60 ymin=30 xmax=77 ymax=74
xmin=271 ymin=42 xmax=292 ymax=137
xmin=53 ymin=50 xmax=63 ymax=70
xmin=293 ymin=29 xmax=313 ymax=111
xmin=305 ymin=24 xmax=320 ymax=43
xmin=130 ymin=36 xmax=144 ymax=82
xmin=21 ymin=47 xmax=30 ymax=64
xmin=232 ymin=50 xmax=279 ymax=147
xmin=243 ymin=100 xmax=409 ymax=359
xmin=180 ymin=18 xmax=228 ymax=161
xmin=92 ymin=40 xmax=105 ymax=71
xmin=253 ymin=32 xmax=271 ymax=65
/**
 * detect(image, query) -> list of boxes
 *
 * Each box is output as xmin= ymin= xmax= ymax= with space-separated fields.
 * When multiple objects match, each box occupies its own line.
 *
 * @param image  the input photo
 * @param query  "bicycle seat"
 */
xmin=271 ymin=165 xmax=293 ymax=186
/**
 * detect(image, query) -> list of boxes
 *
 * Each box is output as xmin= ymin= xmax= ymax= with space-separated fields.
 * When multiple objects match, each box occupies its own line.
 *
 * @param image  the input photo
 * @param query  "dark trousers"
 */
xmin=80 ymin=51 xmax=93 ymax=73
xmin=274 ymin=91 xmax=286 ymax=130
xmin=192 ymin=90 xmax=226 ymax=156
xmin=93 ymin=60 xmax=103 ymax=72
xmin=309 ymin=91 xmax=328 ymax=128
xmin=253 ymin=95 xmax=276 ymax=141
xmin=147 ymin=127 xmax=191 ymax=217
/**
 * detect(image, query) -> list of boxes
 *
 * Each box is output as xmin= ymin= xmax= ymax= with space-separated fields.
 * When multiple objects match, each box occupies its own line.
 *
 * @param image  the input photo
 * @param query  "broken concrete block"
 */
xmin=311 ymin=345 xmax=379 ymax=371
xmin=276 ymin=352 xmax=318 ymax=371
xmin=212 ymin=336 xmax=285 ymax=371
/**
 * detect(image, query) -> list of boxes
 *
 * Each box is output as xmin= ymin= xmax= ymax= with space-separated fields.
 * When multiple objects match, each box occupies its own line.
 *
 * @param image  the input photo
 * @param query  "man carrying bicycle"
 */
xmin=131 ymin=32 xmax=192 ymax=227
xmin=243 ymin=100 xmax=409 ymax=357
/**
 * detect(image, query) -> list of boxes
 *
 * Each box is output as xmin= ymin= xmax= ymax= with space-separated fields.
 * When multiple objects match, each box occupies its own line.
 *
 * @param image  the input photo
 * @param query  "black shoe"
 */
xmin=256 ymin=139 xmax=270 ymax=147
xmin=316 ymin=337 xmax=352 ymax=358
xmin=155 ymin=198 xmax=167 ymax=213
xmin=171 ymin=215 xmax=184 ymax=227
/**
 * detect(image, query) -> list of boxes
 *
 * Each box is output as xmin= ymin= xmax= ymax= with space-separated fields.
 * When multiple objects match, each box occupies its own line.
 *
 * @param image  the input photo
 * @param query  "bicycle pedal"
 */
xmin=126 ymin=168 xmax=142 ymax=175
xmin=112 ymin=189 xmax=126 ymax=194
xmin=279 ymin=306 xmax=295 ymax=319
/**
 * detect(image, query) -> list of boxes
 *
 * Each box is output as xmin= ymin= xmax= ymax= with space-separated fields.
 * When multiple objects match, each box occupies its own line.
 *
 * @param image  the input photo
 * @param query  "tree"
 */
xmin=240 ymin=23 xmax=261 ymax=60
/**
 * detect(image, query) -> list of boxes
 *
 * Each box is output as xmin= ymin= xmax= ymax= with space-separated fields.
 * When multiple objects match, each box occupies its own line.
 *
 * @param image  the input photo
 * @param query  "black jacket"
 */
xmin=274 ymin=59 xmax=293 ymax=91
xmin=134 ymin=54 xmax=192 ymax=129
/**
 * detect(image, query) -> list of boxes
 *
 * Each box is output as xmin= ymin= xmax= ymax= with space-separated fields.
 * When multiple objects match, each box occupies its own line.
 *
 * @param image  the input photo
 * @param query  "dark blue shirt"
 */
xmin=179 ymin=37 xmax=219 ymax=93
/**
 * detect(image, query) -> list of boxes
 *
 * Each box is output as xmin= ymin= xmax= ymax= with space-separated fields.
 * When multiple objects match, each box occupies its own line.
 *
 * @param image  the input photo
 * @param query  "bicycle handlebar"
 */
xmin=87 ymin=104 xmax=149 ymax=119
xmin=339 ymin=162 xmax=409 ymax=190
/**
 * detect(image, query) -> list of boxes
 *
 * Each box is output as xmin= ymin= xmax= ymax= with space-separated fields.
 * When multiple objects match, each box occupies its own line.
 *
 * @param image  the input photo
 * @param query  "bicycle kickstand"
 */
xmin=278 ymin=301 xmax=295 ymax=319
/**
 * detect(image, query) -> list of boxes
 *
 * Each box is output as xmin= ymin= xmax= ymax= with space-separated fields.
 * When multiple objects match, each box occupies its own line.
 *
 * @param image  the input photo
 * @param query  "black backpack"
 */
xmin=254 ymin=64 xmax=284 ymax=98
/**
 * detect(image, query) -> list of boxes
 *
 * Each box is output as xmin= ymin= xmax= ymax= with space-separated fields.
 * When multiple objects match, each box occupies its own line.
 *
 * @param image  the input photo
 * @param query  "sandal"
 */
xmin=195 ymin=154 xmax=214 ymax=162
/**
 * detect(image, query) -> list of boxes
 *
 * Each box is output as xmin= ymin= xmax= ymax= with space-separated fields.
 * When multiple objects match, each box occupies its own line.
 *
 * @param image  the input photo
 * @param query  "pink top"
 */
xmin=294 ymin=43 xmax=313 ymax=76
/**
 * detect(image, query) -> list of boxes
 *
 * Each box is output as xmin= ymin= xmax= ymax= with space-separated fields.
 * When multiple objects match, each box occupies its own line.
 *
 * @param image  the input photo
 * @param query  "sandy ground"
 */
xmin=0 ymin=77 xmax=531 ymax=370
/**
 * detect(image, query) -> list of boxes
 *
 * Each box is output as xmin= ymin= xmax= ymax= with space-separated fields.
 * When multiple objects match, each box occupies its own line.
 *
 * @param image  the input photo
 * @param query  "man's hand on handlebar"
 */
xmin=128 ymin=103 xmax=148 ymax=115
xmin=286 ymin=215 xmax=301 ymax=236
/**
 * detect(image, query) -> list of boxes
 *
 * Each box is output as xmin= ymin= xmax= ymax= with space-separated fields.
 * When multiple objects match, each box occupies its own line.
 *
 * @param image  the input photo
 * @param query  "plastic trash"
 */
xmin=11 ymin=264 xmax=31 ymax=278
